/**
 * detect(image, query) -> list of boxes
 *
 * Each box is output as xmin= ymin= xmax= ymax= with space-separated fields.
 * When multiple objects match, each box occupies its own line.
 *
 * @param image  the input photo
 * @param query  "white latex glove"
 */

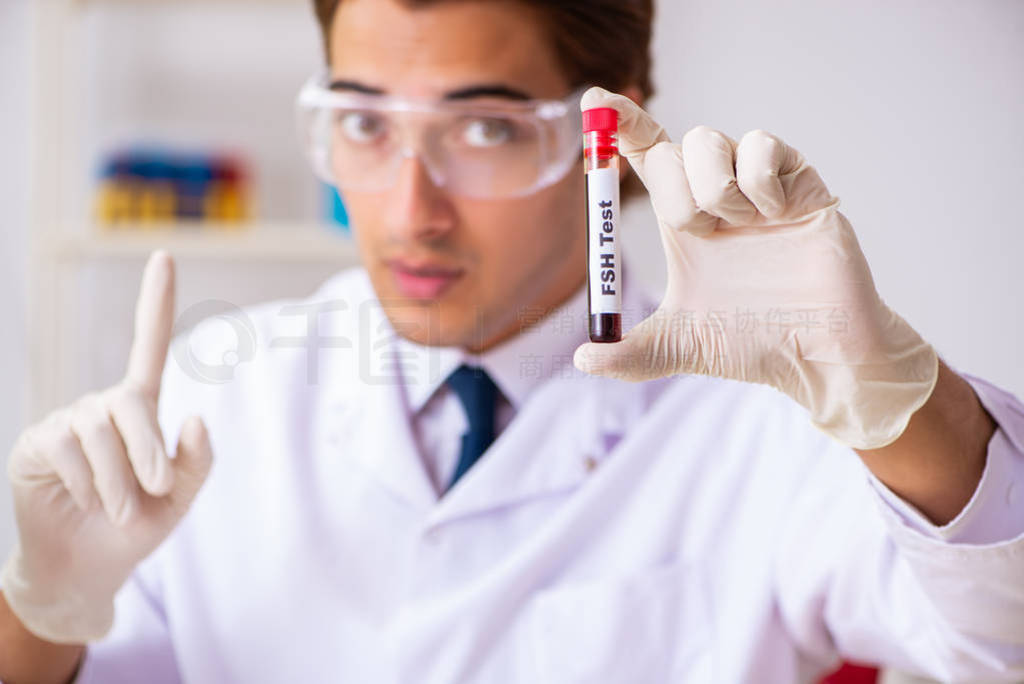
xmin=2 ymin=251 xmax=212 ymax=644
xmin=574 ymin=88 xmax=938 ymax=450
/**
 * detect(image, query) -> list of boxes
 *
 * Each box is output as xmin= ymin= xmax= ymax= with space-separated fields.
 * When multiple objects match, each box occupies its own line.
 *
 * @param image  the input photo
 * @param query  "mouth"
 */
xmin=387 ymin=258 xmax=465 ymax=299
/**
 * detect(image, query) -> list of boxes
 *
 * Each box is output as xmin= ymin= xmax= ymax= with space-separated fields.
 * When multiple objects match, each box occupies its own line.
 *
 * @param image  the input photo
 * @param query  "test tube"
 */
xmin=583 ymin=107 xmax=622 ymax=343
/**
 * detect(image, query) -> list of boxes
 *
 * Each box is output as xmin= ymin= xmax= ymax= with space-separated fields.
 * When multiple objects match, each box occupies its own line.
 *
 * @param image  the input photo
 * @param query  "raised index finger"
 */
xmin=125 ymin=250 xmax=176 ymax=402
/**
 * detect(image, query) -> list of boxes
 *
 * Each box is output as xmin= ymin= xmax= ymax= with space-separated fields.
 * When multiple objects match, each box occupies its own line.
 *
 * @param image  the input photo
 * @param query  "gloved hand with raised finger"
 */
xmin=573 ymin=88 xmax=938 ymax=450
xmin=1 ymin=251 xmax=213 ymax=644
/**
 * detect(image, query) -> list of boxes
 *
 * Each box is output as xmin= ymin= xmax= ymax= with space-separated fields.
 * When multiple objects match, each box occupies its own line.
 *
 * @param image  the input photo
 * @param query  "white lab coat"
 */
xmin=75 ymin=268 xmax=1024 ymax=683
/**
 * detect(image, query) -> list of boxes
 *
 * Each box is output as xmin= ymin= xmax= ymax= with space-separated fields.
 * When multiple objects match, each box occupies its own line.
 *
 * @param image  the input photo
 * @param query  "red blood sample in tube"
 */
xmin=583 ymin=107 xmax=622 ymax=343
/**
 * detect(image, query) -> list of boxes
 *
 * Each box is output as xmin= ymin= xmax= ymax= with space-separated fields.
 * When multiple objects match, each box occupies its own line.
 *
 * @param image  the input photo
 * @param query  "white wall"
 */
xmin=627 ymin=0 xmax=1024 ymax=398
xmin=0 ymin=0 xmax=31 ymax=558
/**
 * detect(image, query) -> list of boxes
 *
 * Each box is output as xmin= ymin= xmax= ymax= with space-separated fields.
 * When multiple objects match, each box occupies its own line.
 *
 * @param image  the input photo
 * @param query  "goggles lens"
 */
xmin=296 ymin=74 xmax=584 ymax=199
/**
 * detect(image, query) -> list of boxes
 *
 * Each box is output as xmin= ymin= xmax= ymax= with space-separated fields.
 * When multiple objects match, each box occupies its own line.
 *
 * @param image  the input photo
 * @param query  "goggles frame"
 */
xmin=296 ymin=72 xmax=587 ymax=199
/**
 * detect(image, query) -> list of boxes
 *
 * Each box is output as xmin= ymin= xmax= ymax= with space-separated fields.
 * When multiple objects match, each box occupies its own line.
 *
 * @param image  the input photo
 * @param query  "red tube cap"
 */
xmin=582 ymin=108 xmax=618 ymax=133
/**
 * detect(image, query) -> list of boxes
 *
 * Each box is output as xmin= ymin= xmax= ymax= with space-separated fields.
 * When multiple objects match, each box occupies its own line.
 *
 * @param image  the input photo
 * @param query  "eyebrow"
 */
xmin=329 ymin=79 xmax=533 ymax=101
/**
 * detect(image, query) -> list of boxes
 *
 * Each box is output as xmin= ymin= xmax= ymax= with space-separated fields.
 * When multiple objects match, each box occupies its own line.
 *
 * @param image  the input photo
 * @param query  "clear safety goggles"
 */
xmin=296 ymin=73 xmax=584 ymax=199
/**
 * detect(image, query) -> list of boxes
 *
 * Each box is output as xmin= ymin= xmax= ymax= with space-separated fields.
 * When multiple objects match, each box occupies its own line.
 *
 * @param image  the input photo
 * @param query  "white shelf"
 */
xmin=43 ymin=223 xmax=360 ymax=263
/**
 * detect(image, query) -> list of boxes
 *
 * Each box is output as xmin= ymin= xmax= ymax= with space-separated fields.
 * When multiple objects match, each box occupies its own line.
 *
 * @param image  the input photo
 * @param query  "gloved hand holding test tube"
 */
xmin=577 ymin=88 xmax=938 ymax=450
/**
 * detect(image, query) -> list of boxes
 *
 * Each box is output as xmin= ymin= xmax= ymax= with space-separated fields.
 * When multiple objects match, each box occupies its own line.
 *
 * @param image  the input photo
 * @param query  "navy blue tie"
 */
xmin=445 ymin=364 xmax=499 ymax=490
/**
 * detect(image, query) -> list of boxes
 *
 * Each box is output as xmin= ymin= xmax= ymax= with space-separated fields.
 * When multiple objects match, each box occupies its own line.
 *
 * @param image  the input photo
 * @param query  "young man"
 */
xmin=3 ymin=0 xmax=1023 ymax=682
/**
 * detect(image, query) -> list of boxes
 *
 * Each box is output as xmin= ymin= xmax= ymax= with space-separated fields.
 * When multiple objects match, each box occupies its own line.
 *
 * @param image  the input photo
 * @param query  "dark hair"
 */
xmin=311 ymin=0 xmax=655 ymax=198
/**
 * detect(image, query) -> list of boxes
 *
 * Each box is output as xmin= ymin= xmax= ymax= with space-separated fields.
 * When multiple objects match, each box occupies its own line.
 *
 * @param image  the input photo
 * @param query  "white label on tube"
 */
xmin=587 ymin=166 xmax=621 ymax=315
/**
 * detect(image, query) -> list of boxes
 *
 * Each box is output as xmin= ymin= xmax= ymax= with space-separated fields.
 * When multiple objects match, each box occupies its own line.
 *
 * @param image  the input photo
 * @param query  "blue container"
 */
xmin=324 ymin=184 xmax=350 ymax=232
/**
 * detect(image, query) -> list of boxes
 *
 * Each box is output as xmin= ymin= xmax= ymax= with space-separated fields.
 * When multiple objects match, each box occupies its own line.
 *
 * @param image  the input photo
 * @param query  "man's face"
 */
xmin=329 ymin=0 xmax=586 ymax=352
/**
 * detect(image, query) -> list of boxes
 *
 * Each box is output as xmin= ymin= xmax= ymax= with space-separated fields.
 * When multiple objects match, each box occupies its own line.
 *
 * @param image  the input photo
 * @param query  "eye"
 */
xmin=459 ymin=117 xmax=517 ymax=148
xmin=337 ymin=111 xmax=388 ymax=144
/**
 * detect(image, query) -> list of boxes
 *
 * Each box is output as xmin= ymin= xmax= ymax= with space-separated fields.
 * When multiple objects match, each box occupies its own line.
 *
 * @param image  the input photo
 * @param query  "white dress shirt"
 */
xmin=67 ymin=268 xmax=1024 ymax=684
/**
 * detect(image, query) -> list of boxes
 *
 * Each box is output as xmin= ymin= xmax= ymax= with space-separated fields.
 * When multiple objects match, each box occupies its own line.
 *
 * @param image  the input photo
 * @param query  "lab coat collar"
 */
xmin=409 ymin=277 xmax=662 ymax=524
xmin=323 ymin=268 xmax=666 ymax=520
xmin=317 ymin=272 xmax=440 ymax=511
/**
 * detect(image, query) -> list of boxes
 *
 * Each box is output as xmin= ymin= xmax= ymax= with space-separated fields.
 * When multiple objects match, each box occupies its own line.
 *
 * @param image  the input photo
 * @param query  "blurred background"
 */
xmin=0 ymin=2 xmax=1020 ymax=678
xmin=1 ymin=0 xmax=360 ymax=553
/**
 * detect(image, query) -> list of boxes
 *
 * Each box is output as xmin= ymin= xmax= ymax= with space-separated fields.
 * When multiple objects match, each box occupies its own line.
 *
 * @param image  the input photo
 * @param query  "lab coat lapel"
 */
xmin=320 ymin=293 xmax=441 ymax=513
xmin=341 ymin=378 xmax=439 ymax=511
xmin=426 ymin=376 xmax=659 ymax=527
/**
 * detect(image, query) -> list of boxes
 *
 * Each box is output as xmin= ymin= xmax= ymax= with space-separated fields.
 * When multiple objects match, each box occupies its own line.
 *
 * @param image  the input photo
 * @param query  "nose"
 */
xmin=382 ymin=154 xmax=457 ymax=243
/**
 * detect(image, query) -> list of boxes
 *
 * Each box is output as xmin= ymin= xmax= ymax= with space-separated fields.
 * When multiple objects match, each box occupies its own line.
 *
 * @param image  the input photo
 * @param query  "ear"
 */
xmin=618 ymin=85 xmax=645 ymax=109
